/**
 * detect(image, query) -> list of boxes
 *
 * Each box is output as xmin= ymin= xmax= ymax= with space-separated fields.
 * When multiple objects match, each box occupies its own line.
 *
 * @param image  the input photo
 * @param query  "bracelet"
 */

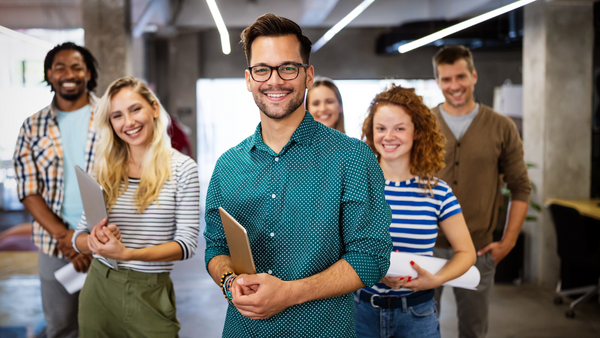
xmin=223 ymin=274 xmax=237 ymax=302
xmin=219 ymin=271 xmax=235 ymax=299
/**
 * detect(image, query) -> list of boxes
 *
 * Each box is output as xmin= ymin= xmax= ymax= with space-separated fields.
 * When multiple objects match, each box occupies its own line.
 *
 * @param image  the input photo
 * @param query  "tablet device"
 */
xmin=74 ymin=165 xmax=119 ymax=270
xmin=219 ymin=207 xmax=256 ymax=275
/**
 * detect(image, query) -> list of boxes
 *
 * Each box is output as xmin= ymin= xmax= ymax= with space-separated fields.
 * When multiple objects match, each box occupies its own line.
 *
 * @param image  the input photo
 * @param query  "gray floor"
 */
xmin=1 ymin=241 xmax=599 ymax=338
xmin=173 ymin=244 xmax=600 ymax=338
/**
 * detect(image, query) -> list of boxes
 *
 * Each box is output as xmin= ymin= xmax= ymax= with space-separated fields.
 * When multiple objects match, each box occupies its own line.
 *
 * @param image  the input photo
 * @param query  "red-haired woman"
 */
xmin=356 ymin=85 xmax=476 ymax=337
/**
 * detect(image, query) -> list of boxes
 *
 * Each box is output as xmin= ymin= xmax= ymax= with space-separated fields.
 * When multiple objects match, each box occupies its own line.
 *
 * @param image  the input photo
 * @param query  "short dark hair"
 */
xmin=432 ymin=45 xmax=475 ymax=79
xmin=241 ymin=13 xmax=312 ymax=66
xmin=44 ymin=42 xmax=99 ymax=92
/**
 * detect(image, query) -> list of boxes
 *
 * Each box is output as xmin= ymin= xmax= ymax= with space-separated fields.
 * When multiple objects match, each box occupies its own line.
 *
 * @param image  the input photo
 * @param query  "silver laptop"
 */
xmin=74 ymin=165 xmax=119 ymax=270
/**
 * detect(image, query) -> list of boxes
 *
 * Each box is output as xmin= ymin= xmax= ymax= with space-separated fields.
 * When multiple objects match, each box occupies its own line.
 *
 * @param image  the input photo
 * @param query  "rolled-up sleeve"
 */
xmin=13 ymin=120 xmax=39 ymax=200
xmin=173 ymin=157 xmax=200 ymax=260
xmin=340 ymin=141 xmax=392 ymax=287
xmin=203 ymin=161 xmax=230 ymax=271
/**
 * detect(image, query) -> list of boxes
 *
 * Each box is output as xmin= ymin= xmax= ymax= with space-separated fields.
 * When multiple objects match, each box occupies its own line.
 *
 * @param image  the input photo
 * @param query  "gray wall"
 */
xmin=197 ymin=27 xmax=523 ymax=107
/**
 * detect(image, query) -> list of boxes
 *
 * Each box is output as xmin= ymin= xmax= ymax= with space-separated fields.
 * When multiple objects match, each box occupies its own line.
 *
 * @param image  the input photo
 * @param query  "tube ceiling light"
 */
xmin=399 ymin=0 xmax=536 ymax=54
xmin=206 ymin=0 xmax=231 ymax=55
xmin=312 ymin=0 xmax=375 ymax=52
xmin=0 ymin=25 xmax=54 ymax=49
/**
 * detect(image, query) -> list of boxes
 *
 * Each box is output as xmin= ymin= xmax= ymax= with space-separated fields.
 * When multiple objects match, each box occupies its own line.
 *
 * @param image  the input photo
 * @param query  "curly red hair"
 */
xmin=361 ymin=85 xmax=446 ymax=193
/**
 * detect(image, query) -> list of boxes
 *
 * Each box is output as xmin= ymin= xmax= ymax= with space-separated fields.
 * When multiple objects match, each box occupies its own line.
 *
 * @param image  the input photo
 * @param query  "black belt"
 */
xmin=358 ymin=289 xmax=434 ymax=309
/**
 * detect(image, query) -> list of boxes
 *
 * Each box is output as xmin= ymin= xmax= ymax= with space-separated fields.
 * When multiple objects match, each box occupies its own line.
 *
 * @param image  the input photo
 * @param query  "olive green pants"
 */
xmin=79 ymin=259 xmax=180 ymax=338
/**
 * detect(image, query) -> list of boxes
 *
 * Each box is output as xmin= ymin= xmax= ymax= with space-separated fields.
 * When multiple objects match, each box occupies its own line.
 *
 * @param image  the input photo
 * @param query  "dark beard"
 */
xmin=254 ymin=90 xmax=304 ymax=120
xmin=58 ymin=91 xmax=85 ymax=101
xmin=54 ymin=79 xmax=86 ymax=101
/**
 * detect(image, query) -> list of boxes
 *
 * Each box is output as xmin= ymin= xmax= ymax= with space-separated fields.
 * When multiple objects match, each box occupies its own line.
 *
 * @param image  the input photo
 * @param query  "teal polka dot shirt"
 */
xmin=204 ymin=112 xmax=392 ymax=337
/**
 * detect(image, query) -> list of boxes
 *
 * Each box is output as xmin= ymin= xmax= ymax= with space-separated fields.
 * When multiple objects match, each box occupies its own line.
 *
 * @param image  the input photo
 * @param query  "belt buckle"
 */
xmin=370 ymin=294 xmax=380 ymax=308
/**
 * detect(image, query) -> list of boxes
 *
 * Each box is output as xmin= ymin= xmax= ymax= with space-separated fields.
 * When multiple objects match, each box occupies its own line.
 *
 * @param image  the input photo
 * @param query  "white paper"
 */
xmin=387 ymin=252 xmax=480 ymax=290
xmin=54 ymin=263 xmax=88 ymax=294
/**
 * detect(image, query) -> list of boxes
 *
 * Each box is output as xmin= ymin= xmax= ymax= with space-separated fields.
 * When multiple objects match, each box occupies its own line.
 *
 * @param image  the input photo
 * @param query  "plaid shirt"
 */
xmin=13 ymin=94 xmax=98 ymax=258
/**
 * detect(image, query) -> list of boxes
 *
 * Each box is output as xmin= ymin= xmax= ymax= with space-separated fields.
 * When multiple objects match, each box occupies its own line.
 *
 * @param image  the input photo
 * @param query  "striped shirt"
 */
xmin=73 ymin=150 xmax=200 ymax=273
xmin=364 ymin=176 xmax=461 ymax=296
xmin=13 ymin=95 xmax=98 ymax=258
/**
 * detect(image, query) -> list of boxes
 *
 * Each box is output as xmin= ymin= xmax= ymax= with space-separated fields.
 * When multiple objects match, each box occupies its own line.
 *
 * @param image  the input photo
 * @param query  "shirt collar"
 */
xmin=246 ymin=111 xmax=318 ymax=154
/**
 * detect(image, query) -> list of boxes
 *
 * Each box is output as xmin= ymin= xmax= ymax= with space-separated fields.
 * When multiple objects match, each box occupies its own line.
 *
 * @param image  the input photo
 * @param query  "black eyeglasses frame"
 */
xmin=247 ymin=62 xmax=310 ymax=82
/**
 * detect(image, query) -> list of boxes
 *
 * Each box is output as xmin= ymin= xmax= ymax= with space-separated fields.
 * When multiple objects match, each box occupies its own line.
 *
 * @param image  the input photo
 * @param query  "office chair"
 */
xmin=549 ymin=204 xmax=600 ymax=318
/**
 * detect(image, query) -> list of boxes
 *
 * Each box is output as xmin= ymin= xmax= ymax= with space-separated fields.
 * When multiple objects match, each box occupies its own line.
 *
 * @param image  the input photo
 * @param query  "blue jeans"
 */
xmin=355 ymin=291 xmax=440 ymax=338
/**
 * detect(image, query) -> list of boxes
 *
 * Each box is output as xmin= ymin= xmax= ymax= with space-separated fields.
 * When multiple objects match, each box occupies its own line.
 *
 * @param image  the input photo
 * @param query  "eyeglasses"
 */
xmin=247 ymin=62 xmax=309 ymax=82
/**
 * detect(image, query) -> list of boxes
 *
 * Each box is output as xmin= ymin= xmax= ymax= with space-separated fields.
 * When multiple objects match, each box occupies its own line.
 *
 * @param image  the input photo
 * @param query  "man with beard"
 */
xmin=431 ymin=45 xmax=530 ymax=338
xmin=13 ymin=42 xmax=99 ymax=338
xmin=204 ymin=14 xmax=392 ymax=337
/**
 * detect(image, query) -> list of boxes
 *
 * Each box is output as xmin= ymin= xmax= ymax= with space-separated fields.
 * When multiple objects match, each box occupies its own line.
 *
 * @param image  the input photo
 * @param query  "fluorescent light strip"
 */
xmin=0 ymin=25 xmax=54 ymax=49
xmin=206 ymin=0 xmax=231 ymax=55
xmin=399 ymin=0 xmax=536 ymax=54
xmin=312 ymin=0 xmax=375 ymax=52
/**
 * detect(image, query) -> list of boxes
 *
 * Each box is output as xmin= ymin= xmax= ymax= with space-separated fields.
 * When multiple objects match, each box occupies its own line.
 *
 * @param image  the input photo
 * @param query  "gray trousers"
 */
xmin=38 ymin=252 xmax=80 ymax=338
xmin=433 ymin=247 xmax=496 ymax=338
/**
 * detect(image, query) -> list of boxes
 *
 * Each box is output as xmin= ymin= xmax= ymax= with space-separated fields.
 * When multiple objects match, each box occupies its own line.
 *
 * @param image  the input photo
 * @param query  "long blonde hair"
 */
xmin=94 ymin=77 xmax=172 ymax=213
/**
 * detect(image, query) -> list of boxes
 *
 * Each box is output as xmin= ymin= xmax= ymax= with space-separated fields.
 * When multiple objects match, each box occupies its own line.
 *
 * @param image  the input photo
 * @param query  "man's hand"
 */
xmin=54 ymin=229 xmax=78 ymax=260
xmin=71 ymin=253 xmax=92 ymax=273
xmin=477 ymin=240 xmax=515 ymax=264
xmin=232 ymin=274 xmax=293 ymax=319
xmin=232 ymin=274 xmax=258 ymax=297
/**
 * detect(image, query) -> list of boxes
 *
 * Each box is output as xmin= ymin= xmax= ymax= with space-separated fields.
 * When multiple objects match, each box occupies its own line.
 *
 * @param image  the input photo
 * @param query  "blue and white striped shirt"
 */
xmin=364 ymin=176 xmax=462 ymax=296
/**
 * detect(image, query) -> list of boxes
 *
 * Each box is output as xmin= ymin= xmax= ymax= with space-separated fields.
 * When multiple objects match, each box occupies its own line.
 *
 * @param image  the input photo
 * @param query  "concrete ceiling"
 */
xmin=0 ymin=0 xmax=520 ymax=30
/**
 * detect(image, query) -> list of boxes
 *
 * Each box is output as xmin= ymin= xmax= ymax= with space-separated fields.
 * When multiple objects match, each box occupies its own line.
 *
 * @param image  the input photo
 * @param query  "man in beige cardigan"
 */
xmin=431 ymin=45 xmax=531 ymax=338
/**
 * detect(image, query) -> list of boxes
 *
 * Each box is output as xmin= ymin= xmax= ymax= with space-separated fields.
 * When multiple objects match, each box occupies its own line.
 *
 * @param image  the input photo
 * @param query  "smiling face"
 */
xmin=436 ymin=59 xmax=478 ymax=109
xmin=245 ymin=34 xmax=314 ymax=120
xmin=46 ymin=50 xmax=90 ymax=102
xmin=109 ymin=88 xmax=159 ymax=152
xmin=373 ymin=104 xmax=415 ymax=164
xmin=307 ymin=86 xmax=341 ymax=128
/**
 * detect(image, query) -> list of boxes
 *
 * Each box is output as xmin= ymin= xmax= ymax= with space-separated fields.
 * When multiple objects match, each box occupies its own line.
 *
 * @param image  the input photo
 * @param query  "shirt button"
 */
xmin=271 ymin=194 xmax=276 ymax=198
xmin=455 ymin=162 xmax=459 ymax=166
xmin=457 ymin=143 xmax=461 ymax=147
xmin=275 ymin=157 xmax=279 ymax=162
xmin=453 ymin=181 xmax=458 ymax=185
xmin=270 ymin=232 xmax=275 ymax=237
xmin=268 ymin=269 xmax=273 ymax=275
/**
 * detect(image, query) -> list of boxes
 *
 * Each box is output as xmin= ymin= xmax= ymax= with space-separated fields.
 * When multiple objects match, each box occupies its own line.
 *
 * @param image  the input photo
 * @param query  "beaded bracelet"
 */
xmin=219 ymin=271 xmax=235 ymax=299
xmin=224 ymin=274 xmax=237 ymax=301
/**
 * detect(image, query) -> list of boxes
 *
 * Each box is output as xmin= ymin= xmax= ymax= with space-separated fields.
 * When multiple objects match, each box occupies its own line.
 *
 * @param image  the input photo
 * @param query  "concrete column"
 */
xmin=82 ymin=0 xmax=133 ymax=94
xmin=523 ymin=0 xmax=594 ymax=286
xmin=132 ymin=36 xmax=145 ymax=81
xmin=168 ymin=32 xmax=200 ymax=160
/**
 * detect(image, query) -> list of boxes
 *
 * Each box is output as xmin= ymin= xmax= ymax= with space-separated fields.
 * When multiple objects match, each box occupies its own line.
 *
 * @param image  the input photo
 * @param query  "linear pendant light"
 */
xmin=312 ymin=0 xmax=375 ymax=52
xmin=206 ymin=0 xmax=231 ymax=55
xmin=398 ymin=0 xmax=536 ymax=53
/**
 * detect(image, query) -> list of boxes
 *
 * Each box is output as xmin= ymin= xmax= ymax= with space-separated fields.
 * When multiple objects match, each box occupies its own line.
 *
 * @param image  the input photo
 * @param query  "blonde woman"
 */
xmin=72 ymin=77 xmax=199 ymax=337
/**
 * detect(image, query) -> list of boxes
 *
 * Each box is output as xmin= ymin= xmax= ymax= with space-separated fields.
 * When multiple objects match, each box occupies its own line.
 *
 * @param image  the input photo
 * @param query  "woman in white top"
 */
xmin=72 ymin=76 xmax=199 ymax=337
